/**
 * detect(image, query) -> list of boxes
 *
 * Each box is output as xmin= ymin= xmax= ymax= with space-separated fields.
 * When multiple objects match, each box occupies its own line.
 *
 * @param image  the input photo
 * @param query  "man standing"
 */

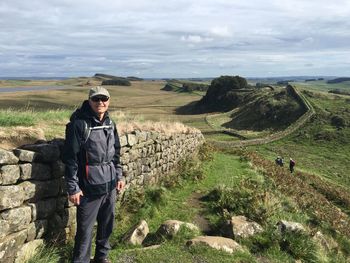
xmin=289 ymin=158 xmax=296 ymax=173
xmin=63 ymin=86 xmax=124 ymax=263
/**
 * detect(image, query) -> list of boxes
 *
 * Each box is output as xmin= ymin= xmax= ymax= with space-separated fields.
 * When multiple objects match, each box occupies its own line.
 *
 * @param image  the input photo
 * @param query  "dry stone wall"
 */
xmin=0 ymin=130 xmax=204 ymax=263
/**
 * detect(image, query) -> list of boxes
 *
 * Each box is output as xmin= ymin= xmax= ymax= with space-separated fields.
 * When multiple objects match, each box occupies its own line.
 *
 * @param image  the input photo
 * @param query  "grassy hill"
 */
xmin=1 ymin=77 xmax=349 ymax=262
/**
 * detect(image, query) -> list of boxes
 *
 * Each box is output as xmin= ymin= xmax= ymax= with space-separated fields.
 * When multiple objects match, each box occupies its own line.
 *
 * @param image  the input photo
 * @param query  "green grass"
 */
xmin=3 ymin=78 xmax=350 ymax=262
xmin=29 ymin=149 xmax=350 ymax=262
xmin=250 ymin=91 xmax=350 ymax=189
xmin=295 ymin=80 xmax=350 ymax=92
xmin=0 ymin=108 xmax=71 ymax=127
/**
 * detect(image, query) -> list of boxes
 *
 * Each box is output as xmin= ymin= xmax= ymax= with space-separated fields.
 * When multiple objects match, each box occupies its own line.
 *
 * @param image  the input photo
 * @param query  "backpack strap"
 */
xmin=82 ymin=120 xmax=91 ymax=144
xmin=82 ymin=119 xmax=114 ymax=144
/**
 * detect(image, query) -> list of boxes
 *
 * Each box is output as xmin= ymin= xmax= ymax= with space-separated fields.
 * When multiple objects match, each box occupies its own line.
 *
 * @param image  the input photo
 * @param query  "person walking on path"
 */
xmin=289 ymin=158 xmax=296 ymax=173
xmin=63 ymin=86 xmax=125 ymax=263
xmin=275 ymin=156 xmax=284 ymax=167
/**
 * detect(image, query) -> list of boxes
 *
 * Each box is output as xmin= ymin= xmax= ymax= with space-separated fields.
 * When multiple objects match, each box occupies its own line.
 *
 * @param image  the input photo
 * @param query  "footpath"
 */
xmin=206 ymin=85 xmax=316 ymax=148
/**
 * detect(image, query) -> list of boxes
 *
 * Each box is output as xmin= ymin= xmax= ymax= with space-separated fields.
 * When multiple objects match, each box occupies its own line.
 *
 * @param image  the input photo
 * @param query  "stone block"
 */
xmin=0 ymin=219 xmax=10 ymax=239
xmin=119 ymin=135 xmax=128 ymax=147
xmin=52 ymin=160 xmax=65 ymax=178
xmin=0 ymin=165 xmax=20 ymax=185
xmin=0 ymin=229 xmax=27 ymax=262
xmin=127 ymin=134 xmax=138 ymax=146
xmin=0 ymin=206 xmax=32 ymax=235
xmin=30 ymin=198 xmax=57 ymax=220
xmin=20 ymin=143 xmax=60 ymax=162
xmin=20 ymin=179 xmax=60 ymax=201
xmin=0 ymin=185 xmax=25 ymax=211
xmin=19 ymin=163 xmax=52 ymax=181
xmin=15 ymin=239 xmax=44 ymax=263
xmin=26 ymin=220 xmax=48 ymax=241
xmin=12 ymin=149 xmax=37 ymax=163
xmin=0 ymin=149 xmax=19 ymax=165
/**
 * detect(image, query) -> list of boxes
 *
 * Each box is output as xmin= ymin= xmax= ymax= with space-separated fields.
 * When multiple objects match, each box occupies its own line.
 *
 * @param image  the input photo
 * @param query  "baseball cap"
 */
xmin=88 ymin=86 xmax=110 ymax=99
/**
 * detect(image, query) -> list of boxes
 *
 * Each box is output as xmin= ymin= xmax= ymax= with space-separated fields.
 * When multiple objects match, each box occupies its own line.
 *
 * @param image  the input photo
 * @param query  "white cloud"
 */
xmin=181 ymin=35 xmax=213 ymax=43
xmin=209 ymin=26 xmax=232 ymax=37
xmin=0 ymin=0 xmax=350 ymax=77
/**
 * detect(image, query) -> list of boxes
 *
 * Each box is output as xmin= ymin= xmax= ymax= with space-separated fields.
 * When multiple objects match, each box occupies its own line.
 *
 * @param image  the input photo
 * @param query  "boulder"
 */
xmin=312 ymin=231 xmax=338 ymax=252
xmin=156 ymin=220 xmax=199 ymax=238
xmin=224 ymin=216 xmax=263 ymax=239
xmin=276 ymin=220 xmax=305 ymax=233
xmin=186 ymin=236 xmax=243 ymax=254
xmin=122 ymin=220 xmax=149 ymax=245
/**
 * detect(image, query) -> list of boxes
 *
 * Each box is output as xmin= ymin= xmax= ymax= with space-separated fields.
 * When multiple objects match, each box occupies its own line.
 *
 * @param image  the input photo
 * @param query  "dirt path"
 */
xmin=187 ymin=191 xmax=213 ymax=235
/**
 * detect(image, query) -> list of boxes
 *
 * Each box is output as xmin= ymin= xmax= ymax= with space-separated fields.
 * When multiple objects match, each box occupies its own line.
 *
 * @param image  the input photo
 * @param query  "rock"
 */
xmin=30 ymin=198 xmax=57 ymax=220
xmin=20 ymin=179 xmax=60 ymax=201
xmin=0 ymin=185 xmax=25 ymax=211
xmin=186 ymin=236 xmax=243 ymax=254
xmin=0 ymin=206 xmax=32 ymax=234
xmin=19 ymin=163 xmax=52 ymax=181
xmin=51 ymin=160 xmax=65 ymax=178
xmin=156 ymin=220 xmax=199 ymax=238
xmin=0 ymin=165 xmax=20 ymax=185
xmin=119 ymin=135 xmax=128 ymax=147
xmin=127 ymin=134 xmax=138 ymax=146
xmin=276 ymin=220 xmax=305 ymax=233
xmin=20 ymin=143 xmax=60 ymax=162
xmin=0 ymin=149 xmax=19 ymax=165
xmin=0 ymin=219 xmax=10 ymax=239
xmin=0 ymin=229 xmax=27 ymax=262
xmin=122 ymin=220 xmax=149 ymax=245
xmin=15 ymin=239 xmax=44 ymax=263
xmin=224 ymin=216 xmax=264 ymax=239
xmin=312 ymin=231 xmax=338 ymax=252
xmin=13 ymin=149 xmax=37 ymax=162
xmin=26 ymin=220 xmax=48 ymax=241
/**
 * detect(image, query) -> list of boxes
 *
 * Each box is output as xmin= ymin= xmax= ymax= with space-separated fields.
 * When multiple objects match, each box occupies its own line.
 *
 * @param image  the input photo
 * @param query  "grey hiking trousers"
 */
xmin=72 ymin=189 xmax=116 ymax=263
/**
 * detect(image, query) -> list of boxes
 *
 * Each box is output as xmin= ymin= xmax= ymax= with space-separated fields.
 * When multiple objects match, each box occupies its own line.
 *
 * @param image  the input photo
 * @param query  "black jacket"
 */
xmin=62 ymin=100 xmax=123 ymax=196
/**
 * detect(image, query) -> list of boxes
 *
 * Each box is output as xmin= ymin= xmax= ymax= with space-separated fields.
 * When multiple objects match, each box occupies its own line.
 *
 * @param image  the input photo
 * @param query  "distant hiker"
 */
xmin=289 ymin=158 xmax=296 ymax=173
xmin=275 ymin=156 xmax=284 ymax=167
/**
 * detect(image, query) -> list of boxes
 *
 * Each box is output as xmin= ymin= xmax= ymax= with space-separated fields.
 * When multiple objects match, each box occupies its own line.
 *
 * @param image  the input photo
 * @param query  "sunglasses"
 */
xmin=91 ymin=96 xmax=109 ymax=102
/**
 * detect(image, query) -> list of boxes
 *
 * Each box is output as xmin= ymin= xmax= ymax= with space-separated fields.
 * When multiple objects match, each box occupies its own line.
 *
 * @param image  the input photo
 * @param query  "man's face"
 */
xmin=89 ymin=95 xmax=110 ymax=116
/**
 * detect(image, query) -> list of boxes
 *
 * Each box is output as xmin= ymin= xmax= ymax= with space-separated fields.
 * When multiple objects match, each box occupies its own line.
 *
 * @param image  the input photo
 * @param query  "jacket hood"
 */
xmin=69 ymin=100 xmax=110 ymax=122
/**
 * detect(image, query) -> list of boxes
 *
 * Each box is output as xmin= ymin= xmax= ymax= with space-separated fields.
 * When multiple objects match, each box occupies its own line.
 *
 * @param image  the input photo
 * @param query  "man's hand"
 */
xmin=117 ymin=181 xmax=125 ymax=192
xmin=69 ymin=191 xmax=84 ymax=206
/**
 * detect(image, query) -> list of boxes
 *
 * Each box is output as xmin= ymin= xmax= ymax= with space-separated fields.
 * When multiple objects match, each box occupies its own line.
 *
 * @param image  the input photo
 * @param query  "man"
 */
xmin=289 ymin=158 xmax=296 ymax=173
xmin=63 ymin=86 xmax=125 ymax=263
xmin=275 ymin=156 xmax=284 ymax=167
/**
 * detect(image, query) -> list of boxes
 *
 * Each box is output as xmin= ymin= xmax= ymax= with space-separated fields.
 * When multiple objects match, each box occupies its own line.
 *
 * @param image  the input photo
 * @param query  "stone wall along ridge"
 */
xmin=0 ymin=130 xmax=204 ymax=263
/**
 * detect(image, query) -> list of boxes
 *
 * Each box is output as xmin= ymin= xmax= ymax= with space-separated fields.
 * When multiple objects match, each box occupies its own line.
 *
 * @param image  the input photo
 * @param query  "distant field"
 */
xmin=1 ymin=78 xmax=349 ymax=189
xmin=250 ymin=91 xmax=350 ymax=189
xmin=0 ymin=79 xmax=219 ymax=145
xmin=294 ymin=80 xmax=350 ymax=92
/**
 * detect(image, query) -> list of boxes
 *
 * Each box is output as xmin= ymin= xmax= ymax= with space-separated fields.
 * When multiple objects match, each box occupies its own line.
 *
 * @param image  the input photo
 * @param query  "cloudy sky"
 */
xmin=1 ymin=0 xmax=350 ymax=78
